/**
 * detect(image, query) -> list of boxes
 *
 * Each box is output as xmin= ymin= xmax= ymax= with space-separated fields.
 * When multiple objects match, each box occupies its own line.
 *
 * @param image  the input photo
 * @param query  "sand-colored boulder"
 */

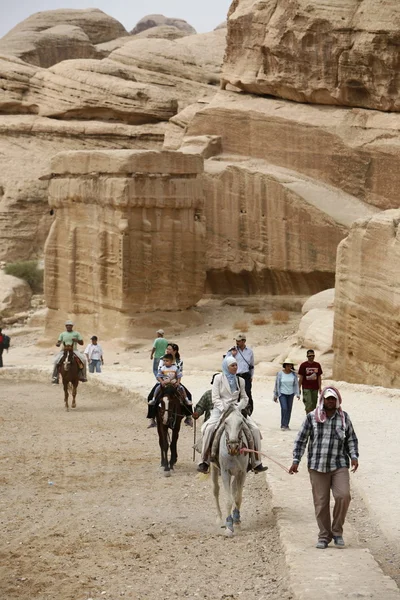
xmin=302 ymin=289 xmax=335 ymax=315
xmin=0 ymin=115 xmax=166 ymax=262
xmin=0 ymin=9 xmax=127 ymax=67
xmin=45 ymin=150 xmax=206 ymax=337
xmin=297 ymin=309 xmax=334 ymax=355
xmin=333 ymin=210 xmax=400 ymax=387
xmin=223 ymin=0 xmax=400 ymax=112
xmin=131 ymin=14 xmax=196 ymax=36
xmin=188 ymin=91 xmax=400 ymax=210
xmin=202 ymin=157 xmax=376 ymax=295
xmin=134 ymin=26 xmax=189 ymax=41
xmin=0 ymin=272 xmax=32 ymax=317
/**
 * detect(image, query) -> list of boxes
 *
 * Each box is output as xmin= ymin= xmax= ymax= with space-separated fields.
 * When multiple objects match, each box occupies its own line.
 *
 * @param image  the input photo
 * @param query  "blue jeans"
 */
xmin=153 ymin=357 xmax=160 ymax=378
xmin=279 ymin=393 xmax=294 ymax=428
xmin=89 ymin=359 xmax=102 ymax=373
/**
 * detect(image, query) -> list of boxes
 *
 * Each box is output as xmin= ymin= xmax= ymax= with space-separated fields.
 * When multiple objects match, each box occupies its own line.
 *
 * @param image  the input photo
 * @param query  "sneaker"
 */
xmin=333 ymin=535 xmax=345 ymax=548
xmin=52 ymin=380 xmax=59 ymax=385
xmin=197 ymin=462 xmax=209 ymax=474
xmin=316 ymin=540 xmax=329 ymax=549
xmin=148 ymin=398 xmax=157 ymax=406
xmin=147 ymin=419 xmax=156 ymax=429
xmin=184 ymin=416 xmax=193 ymax=427
xmin=79 ymin=378 xmax=87 ymax=382
xmin=253 ymin=464 xmax=268 ymax=473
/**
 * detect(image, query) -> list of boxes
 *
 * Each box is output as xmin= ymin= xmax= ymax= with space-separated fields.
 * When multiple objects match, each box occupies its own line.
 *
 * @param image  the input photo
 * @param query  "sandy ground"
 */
xmin=0 ymin=381 xmax=292 ymax=600
xmin=1 ymin=299 xmax=400 ymax=597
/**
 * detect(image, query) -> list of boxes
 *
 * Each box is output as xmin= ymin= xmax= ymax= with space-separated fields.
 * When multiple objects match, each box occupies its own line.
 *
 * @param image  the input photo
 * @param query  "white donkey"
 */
xmin=211 ymin=409 xmax=250 ymax=537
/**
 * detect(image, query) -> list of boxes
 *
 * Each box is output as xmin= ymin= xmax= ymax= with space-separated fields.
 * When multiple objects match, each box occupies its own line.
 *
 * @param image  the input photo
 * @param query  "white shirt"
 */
xmin=84 ymin=343 xmax=103 ymax=361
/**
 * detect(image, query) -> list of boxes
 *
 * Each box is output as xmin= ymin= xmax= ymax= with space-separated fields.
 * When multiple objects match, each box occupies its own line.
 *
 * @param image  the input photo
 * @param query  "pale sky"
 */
xmin=0 ymin=0 xmax=232 ymax=38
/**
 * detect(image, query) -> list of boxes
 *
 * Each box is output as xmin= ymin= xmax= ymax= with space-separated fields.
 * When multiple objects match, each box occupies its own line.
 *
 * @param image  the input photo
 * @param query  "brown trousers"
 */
xmin=309 ymin=467 xmax=351 ymax=542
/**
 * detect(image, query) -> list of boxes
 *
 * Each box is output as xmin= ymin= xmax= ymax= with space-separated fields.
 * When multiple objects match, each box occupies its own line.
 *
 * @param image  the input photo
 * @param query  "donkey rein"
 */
xmin=240 ymin=448 xmax=290 ymax=473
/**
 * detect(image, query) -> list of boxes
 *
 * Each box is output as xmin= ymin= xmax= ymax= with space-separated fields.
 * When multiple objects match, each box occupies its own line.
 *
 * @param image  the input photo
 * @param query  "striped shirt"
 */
xmin=293 ymin=410 xmax=359 ymax=473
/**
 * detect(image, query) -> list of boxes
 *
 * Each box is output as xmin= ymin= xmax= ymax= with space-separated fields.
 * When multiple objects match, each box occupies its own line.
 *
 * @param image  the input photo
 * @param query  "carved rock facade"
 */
xmin=45 ymin=150 xmax=205 ymax=336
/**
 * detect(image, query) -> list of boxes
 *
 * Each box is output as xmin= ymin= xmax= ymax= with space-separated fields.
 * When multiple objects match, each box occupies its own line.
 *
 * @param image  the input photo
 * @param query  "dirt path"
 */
xmin=0 ymin=382 xmax=292 ymax=600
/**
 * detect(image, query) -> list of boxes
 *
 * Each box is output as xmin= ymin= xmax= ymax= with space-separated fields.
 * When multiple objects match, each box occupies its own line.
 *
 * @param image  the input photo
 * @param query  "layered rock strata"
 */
xmin=45 ymin=150 xmax=205 ymax=336
xmin=333 ymin=210 xmax=400 ymax=387
xmin=187 ymin=92 xmax=400 ymax=210
xmin=0 ymin=116 xmax=166 ymax=262
xmin=223 ymin=0 xmax=400 ymax=112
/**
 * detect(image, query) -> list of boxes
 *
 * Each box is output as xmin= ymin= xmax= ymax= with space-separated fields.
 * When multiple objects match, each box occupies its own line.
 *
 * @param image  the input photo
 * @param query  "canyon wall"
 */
xmin=333 ymin=210 xmax=400 ymax=387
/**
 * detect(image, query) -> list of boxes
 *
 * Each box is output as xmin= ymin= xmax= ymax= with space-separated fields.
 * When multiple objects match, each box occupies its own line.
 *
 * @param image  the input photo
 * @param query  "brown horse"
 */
xmin=155 ymin=384 xmax=185 ymax=476
xmin=58 ymin=346 xmax=79 ymax=411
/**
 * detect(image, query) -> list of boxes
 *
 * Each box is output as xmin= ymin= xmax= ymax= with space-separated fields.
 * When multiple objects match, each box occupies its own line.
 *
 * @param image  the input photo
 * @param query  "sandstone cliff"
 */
xmin=333 ymin=210 xmax=400 ymax=387
xmin=223 ymin=0 xmax=400 ymax=112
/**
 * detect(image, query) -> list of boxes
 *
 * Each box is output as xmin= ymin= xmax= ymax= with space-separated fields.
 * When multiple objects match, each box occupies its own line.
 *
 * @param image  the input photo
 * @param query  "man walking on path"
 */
xmin=150 ymin=329 xmax=168 ymax=378
xmin=0 ymin=327 xmax=10 ymax=368
xmin=289 ymin=386 xmax=359 ymax=549
xmin=84 ymin=336 xmax=104 ymax=373
xmin=227 ymin=334 xmax=255 ymax=414
xmin=298 ymin=349 xmax=323 ymax=413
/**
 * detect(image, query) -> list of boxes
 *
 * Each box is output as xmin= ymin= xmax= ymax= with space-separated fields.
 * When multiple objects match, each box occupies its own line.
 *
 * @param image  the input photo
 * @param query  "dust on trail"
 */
xmin=0 ymin=382 xmax=292 ymax=600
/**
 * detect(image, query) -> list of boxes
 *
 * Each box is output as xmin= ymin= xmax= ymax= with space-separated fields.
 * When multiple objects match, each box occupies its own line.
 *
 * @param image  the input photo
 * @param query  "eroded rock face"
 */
xmin=0 ymin=116 xmax=166 ymax=261
xmin=0 ymin=8 xmax=127 ymax=67
xmin=131 ymin=14 xmax=196 ymax=36
xmin=188 ymin=92 xmax=400 ymax=210
xmin=202 ymin=159 xmax=369 ymax=295
xmin=333 ymin=210 xmax=400 ymax=387
xmin=45 ymin=150 xmax=205 ymax=336
xmin=223 ymin=0 xmax=400 ymax=112
xmin=0 ymin=271 xmax=32 ymax=317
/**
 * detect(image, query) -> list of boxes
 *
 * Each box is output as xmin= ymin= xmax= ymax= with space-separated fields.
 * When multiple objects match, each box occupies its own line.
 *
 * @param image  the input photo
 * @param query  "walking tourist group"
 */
xmin=0 ymin=318 xmax=359 ymax=550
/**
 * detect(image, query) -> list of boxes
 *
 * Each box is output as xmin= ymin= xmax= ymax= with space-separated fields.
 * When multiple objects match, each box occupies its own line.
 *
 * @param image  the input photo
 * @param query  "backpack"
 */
xmin=2 ymin=335 xmax=10 ymax=349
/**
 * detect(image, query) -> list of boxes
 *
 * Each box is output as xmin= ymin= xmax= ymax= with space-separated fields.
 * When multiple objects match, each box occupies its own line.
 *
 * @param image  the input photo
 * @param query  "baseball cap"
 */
xmin=323 ymin=388 xmax=338 ymax=400
xmin=65 ymin=320 xmax=74 ymax=326
xmin=157 ymin=329 xmax=164 ymax=335
xmin=235 ymin=333 xmax=246 ymax=341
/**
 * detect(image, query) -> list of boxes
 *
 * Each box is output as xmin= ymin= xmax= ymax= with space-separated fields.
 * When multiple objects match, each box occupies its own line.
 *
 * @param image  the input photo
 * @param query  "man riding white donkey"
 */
xmin=51 ymin=320 xmax=87 ymax=384
xmin=197 ymin=356 xmax=268 ymax=474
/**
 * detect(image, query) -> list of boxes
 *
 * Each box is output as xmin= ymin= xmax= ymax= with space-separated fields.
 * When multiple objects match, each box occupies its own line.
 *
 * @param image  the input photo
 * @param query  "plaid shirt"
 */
xmin=195 ymin=390 xmax=213 ymax=422
xmin=293 ymin=410 xmax=359 ymax=472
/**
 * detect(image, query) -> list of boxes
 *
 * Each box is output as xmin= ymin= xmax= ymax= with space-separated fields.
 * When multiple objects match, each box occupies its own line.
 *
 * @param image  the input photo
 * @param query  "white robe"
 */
xmin=201 ymin=373 xmax=262 ymax=465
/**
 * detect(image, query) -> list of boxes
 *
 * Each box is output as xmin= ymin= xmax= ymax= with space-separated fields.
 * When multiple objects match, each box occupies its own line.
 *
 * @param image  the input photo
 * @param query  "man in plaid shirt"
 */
xmin=289 ymin=386 xmax=359 ymax=549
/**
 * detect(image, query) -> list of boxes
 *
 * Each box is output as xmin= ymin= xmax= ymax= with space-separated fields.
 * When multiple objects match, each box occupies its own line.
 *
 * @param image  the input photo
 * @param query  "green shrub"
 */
xmin=5 ymin=260 xmax=43 ymax=293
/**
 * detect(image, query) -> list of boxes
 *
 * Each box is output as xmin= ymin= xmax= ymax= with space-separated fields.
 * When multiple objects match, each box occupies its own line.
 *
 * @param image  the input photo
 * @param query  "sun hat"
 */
xmin=282 ymin=357 xmax=295 ymax=366
xmin=156 ymin=329 xmax=164 ymax=335
xmin=235 ymin=333 xmax=246 ymax=341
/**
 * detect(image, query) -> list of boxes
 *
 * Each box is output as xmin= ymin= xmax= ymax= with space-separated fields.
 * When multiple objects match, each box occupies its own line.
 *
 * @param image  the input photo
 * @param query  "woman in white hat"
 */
xmin=273 ymin=359 xmax=300 ymax=430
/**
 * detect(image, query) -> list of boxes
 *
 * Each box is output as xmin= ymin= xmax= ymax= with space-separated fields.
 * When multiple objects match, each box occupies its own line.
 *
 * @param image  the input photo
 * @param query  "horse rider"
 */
xmin=51 ymin=320 xmax=87 ymax=383
xmin=197 ymin=356 xmax=268 ymax=474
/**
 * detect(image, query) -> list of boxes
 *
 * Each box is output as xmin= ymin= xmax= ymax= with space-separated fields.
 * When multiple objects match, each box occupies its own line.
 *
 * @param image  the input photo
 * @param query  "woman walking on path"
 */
xmin=273 ymin=359 xmax=300 ymax=430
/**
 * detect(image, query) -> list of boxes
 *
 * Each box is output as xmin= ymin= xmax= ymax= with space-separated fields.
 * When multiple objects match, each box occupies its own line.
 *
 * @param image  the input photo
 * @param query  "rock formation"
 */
xmin=223 ymin=0 xmax=400 ymax=112
xmin=130 ymin=14 xmax=196 ymax=36
xmin=0 ymin=271 xmax=32 ymax=317
xmin=0 ymin=9 xmax=127 ymax=67
xmin=0 ymin=13 xmax=225 ymax=264
xmin=45 ymin=150 xmax=205 ymax=336
xmin=333 ymin=210 xmax=400 ymax=387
